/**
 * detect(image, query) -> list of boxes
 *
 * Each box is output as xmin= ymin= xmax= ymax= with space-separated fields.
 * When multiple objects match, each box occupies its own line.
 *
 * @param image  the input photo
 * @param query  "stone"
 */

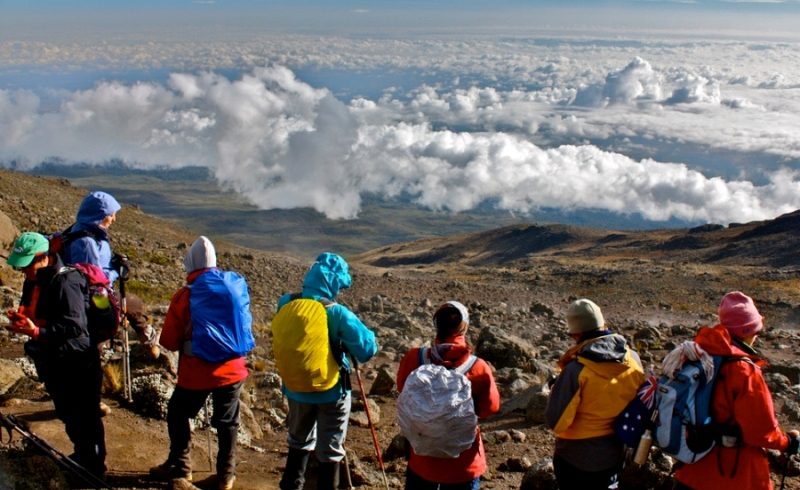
xmin=500 ymin=456 xmax=532 ymax=472
xmin=0 ymin=359 xmax=26 ymax=396
xmin=369 ymin=367 xmax=397 ymax=397
xmin=475 ymin=326 xmax=538 ymax=371
xmin=519 ymin=458 xmax=558 ymax=490
xmin=524 ymin=391 xmax=550 ymax=425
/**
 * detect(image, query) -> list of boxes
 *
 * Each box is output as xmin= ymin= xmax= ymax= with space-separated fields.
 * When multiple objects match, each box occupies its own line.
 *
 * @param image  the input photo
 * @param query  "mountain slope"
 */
xmin=356 ymin=210 xmax=800 ymax=268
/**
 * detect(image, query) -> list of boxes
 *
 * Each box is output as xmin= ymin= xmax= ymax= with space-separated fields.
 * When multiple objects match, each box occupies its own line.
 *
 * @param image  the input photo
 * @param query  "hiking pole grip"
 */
xmin=352 ymin=359 xmax=390 ymax=490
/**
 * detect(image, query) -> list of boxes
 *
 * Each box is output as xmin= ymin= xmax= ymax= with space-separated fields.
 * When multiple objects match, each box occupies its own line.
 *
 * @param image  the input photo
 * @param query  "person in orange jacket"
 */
xmin=674 ymin=291 xmax=799 ymax=490
xmin=150 ymin=236 xmax=249 ymax=490
xmin=396 ymin=301 xmax=500 ymax=489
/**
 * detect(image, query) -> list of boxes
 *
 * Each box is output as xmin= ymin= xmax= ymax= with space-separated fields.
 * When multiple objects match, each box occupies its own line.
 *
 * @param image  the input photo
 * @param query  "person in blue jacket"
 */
xmin=276 ymin=253 xmax=378 ymax=490
xmin=65 ymin=191 xmax=159 ymax=359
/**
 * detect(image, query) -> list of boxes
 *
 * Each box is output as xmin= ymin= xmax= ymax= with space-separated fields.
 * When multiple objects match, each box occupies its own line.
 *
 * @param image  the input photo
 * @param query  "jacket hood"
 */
xmin=184 ymin=236 xmax=217 ymax=273
xmin=695 ymin=324 xmax=755 ymax=359
xmin=431 ymin=334 xmax=472 ymax=368
xmin=577 ymin=334 xmax=639 ymax=378
xmin=302 ymin=252 xmax=352 ymax=299
xmin=75 ymin=191 xmax=121 ymax=228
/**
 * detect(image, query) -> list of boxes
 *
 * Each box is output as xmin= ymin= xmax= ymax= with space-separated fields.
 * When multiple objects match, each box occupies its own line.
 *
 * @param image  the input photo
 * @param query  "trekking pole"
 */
xmin=341 ymin=445 xmax=354 ymax=489
xmin=119 ymin=270 xmax=133 ymax=403
xmin=205 ymin=397 xmax=213 ymax=472
xmin=352 ymin=359 xmax=389 ymax=490
xmin=0 ymin=412 xmax=112 ymax=489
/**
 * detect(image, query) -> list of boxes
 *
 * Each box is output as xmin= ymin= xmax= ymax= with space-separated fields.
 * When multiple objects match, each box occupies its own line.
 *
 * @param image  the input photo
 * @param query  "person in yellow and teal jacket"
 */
xmin=545 ymin=299 xmax=644 ymax=490
xmin=275 ymin=253 xmax=378 ymax=490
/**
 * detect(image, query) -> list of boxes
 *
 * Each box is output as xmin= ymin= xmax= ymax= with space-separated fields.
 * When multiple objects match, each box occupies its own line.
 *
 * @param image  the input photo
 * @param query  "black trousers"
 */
xmin=45 ymin=350 xmax=106 ymax=475
xmin=552 ymin=454 xmax=621 ymax=490
xmin=166 ymin=381 xmax=244 ymax=479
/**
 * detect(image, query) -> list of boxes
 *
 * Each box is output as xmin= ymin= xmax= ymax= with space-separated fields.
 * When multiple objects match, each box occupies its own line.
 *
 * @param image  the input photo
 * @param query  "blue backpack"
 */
xmin=188 ymin=269 xmax=255 ymax=363
xmin=653 ymin=356 xmax=725 ymax=463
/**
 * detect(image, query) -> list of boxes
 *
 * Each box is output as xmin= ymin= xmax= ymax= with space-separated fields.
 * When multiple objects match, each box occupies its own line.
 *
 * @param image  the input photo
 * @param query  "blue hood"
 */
xmin=75 ymin=191 xmax=121 ymax=228
xmin=302 ymin=252 xmax=352 ymax=299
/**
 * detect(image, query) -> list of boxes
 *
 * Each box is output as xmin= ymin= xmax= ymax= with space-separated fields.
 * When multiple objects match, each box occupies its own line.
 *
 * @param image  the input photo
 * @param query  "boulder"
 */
xmin=0 ymin=210 xmax=17 ymax=255
xmin=369 ymin=367 xmax=396 ymax=397
xmin=0 ymin=359 xmax=26 ymax=396
xmin=525 ymin=391 xmax=551 ymax=425
xmin=350 ymin=397 xmax=380 ymax=427
xmin=475 ymin=326 xmax=538 ymax=371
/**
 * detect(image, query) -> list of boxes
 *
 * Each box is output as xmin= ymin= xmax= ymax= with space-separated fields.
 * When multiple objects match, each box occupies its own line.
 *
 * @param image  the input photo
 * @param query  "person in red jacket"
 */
xmin=396 ymin=301 xmax=500 ymax=490
xmin=674 ymin=291 xmax=799 ymax=490
xmin=150 ymin=236 xmax=249 ymax=490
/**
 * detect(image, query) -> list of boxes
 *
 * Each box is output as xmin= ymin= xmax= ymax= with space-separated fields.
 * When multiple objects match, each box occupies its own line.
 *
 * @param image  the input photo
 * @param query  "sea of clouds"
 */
xmin=1 ymin=36 xmax=800 ymax=223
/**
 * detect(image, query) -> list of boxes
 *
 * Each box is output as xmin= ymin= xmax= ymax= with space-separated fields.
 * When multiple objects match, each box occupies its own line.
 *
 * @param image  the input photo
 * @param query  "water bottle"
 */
xmin=633 ymin=428 xmax=653 ymax=466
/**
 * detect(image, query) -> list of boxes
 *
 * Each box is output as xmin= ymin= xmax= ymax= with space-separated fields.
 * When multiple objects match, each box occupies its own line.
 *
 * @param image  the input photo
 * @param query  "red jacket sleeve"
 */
xmin=468 ymin=358 xmax=501 ymax=419
xmin=726 ymin=361 xmax=789 ymax=451
xmin=396 ymin=348 xmax=421 ymax=393
xmin=159 ymin=286 xmax=191 ymax=352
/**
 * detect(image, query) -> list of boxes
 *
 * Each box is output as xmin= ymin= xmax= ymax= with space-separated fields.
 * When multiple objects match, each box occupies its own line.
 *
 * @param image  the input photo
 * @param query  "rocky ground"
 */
xmin=1 ymin=169 xmax=799 ymax=489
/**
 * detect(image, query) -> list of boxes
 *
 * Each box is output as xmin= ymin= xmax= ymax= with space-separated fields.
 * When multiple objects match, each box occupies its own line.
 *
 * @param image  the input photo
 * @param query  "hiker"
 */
xmin=396 ymin=300 xmax=501 ymax=490
xmin=64 ymin=190 xmax=159 ymax=358
xmin=5 ymin=232 xmax=106 ymax=476
xmin=672 ymin=291 xmax=800 ymax=490
xmin=273 ymin=252 xmax=378 ymax=490
xmin=151 ymin=236 xmax=252 ymax=490
xmin=545 ymin=298 xmax=644 ymax=490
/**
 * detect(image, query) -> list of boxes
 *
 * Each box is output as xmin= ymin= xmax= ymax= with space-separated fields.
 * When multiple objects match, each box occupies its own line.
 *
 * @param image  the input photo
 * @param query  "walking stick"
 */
xmin=342 ymin=445 xmax=354 ymax=489
xmin=205 ymin=397 xmax=213 ymax=472
xmin=118 ymin=265 xmax=133 ymax=403
xmin=352 ymin=359 xmax=389 ymax=490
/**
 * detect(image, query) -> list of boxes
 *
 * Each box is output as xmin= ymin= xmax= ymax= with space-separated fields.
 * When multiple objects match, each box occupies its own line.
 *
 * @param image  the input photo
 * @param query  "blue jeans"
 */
xmin=405 ymin=468 xmax=480 ymax=490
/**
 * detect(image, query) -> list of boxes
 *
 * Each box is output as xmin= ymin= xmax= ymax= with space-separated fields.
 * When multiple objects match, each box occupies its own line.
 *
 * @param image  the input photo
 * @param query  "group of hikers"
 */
xmin=2 ymin=189 xmax=799 ymax=490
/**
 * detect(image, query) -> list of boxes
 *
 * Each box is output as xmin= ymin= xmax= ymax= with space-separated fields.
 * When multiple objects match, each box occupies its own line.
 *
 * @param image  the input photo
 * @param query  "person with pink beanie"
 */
xmin=674 ymin=291 xmax=799 ymax=490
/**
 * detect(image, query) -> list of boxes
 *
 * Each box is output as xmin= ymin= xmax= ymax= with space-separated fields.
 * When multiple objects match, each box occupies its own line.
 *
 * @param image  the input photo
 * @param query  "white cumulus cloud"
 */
xmin=2 ymin=66 xmax=800 ymax=223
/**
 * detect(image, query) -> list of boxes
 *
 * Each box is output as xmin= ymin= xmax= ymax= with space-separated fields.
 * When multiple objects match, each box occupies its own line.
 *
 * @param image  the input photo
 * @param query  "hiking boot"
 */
xmin=218 ymin=474 xmax=236 ymax=490
xmin=99 ymin=402 xmax=112 ymax=417
xmin=149 ymin=461 xmax=192 ymax=482
xmin=317 ymin=462 xmax=340 ymax=490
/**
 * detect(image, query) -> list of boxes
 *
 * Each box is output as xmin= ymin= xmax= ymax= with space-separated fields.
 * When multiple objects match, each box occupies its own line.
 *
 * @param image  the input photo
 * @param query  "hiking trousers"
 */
xmin=285 ymin=392 xmax=351 ymax=463
xmin=552 ymin=454 xmax=621 ymax=490
xmin=166 ymin=380 xmax=244 ymax=480
xmin=45 ymin=349 xmax=106 ymax=476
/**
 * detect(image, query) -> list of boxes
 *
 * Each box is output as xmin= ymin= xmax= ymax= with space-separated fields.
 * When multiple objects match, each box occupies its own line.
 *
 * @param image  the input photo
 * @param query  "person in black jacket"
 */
xmin=5 ymin=232 xmax=106 ymax=477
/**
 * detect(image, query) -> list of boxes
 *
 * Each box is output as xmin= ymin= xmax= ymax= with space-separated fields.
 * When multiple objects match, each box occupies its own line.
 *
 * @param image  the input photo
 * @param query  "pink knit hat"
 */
xmin=718 ymin=291 xmax=763 ymax=338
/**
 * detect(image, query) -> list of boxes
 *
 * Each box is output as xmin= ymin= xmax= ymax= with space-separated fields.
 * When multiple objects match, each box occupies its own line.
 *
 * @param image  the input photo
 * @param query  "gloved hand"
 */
xmin=787 ymin=430 xmax=800 ymax=456
xmin=111 ymin=253 xmax=130 ymax=279
xmin=6 ymin=312 xmax=38 ymax=338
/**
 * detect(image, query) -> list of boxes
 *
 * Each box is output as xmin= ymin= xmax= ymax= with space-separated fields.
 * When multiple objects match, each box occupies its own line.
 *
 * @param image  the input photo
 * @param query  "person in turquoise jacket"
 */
xmin=275 ymin=252 xmax=378 ymax=490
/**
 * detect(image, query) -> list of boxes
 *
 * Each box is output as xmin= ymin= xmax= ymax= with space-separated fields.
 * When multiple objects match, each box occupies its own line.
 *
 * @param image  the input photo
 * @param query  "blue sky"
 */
xmin=3 ymin=0 xmax=800 ymax=40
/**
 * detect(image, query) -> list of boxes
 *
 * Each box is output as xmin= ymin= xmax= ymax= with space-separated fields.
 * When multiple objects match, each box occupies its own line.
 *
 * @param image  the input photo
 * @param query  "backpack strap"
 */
xmin=418 ymin=347 xmax=430 ymax=366
xmin=418 ymin=347 xmax=477 ymax=375
xmin=454 ymin=355 xmax=478 ymax=376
